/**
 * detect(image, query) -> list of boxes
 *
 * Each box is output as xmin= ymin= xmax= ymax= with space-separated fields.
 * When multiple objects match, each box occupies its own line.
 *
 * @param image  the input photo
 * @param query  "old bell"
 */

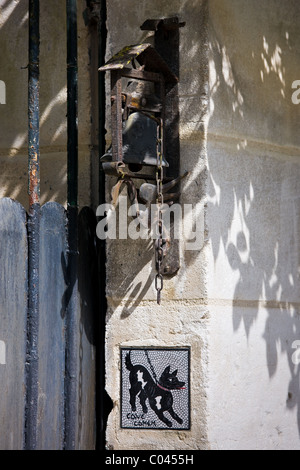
xmin=98 ymin=43 xmax=179 ymax=173
xmin=101 ymin=111 xmax=169 ymax=170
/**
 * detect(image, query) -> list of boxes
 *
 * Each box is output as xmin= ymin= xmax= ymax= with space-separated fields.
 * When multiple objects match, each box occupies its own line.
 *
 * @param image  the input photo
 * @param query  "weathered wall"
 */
xmin=1 ymin=0 xmax=299 ymax=451
xmin=0 ymin=0 xmax=91 ymax=211
xmin=104 ymin=0 xmax=210 ymax=450
xmin=207 ymin=0 xmax=300 ymax=449
xmin=104 ymin=0 xmax=300 ymax=451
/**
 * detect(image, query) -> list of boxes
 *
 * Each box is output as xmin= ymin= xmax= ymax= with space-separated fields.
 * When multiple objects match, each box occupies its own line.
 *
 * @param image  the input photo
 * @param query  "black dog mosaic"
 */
xmin=120 ymin=347 xmax=190 ymax=430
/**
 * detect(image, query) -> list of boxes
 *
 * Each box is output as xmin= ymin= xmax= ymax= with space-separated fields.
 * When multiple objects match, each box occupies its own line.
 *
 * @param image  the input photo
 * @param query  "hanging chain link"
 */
xmin=155 ymin=118 xmax=164 ymax=304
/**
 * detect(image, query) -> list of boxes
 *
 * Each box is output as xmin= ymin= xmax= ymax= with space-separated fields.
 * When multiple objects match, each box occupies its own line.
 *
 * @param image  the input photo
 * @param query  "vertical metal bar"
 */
xmin=25 ymin=0 xmax=40 ymax=450
xmin=141 ymin=18 xmax=182 ymax=277
xmin=98 ymin=0 xmax=107 ymax=203
xmin=110 ymin=71 xmax=123 ymax=162
xmin=97 ymin=0 xmax=112 ymax=449
xmin=86 ymin=4 xmax=100 ymax=211
xmin=67 ymin=0 xmax=78 ymax=209
xmin=154 ymin=19 xmax=180 ymax=182
xmin=65 ymin=0 xmax=79 ymax=450
xmin=85 ymin=0 xmax=112 ymax=449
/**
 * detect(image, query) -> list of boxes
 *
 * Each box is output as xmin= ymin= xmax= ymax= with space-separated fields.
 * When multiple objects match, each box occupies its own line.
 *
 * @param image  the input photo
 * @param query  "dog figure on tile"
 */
xmin=125 ymin=351 xmax=185 ymax=428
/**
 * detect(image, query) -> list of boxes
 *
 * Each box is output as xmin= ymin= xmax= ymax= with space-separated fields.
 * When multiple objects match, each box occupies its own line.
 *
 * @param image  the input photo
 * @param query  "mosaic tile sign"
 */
xmin=120 ymin=347 xmax=190 ymax=430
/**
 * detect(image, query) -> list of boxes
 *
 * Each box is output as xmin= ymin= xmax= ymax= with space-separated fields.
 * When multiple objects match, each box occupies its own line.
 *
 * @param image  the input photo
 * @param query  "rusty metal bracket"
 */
xmin=99 ymin=19 xmax=185 ymax=282
xmin=140 ymin=17 xmax=185 ymax=277
xmin=140 ymin=17 xmax=186 ymax=33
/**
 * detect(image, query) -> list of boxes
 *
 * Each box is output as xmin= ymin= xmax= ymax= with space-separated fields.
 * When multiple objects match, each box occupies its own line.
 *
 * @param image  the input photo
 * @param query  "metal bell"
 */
xmin=100 ymin=111 xmax=169 ymax=168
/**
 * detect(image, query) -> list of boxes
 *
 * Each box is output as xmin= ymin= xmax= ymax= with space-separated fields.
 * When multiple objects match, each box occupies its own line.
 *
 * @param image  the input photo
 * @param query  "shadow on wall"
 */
xmin=0 ymin=0 xmax=210 ymax=319
xmin=103 ymin=0 xmax=210 ymax=316
xmin=208 ymin=0 xmax=300 ymax=437
xmin=0 ymin=0 xmax=78 ymax=209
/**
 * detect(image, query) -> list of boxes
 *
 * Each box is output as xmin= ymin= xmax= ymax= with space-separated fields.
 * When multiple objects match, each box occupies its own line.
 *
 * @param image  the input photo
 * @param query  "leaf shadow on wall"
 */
xmin=208 ymin=0 xmax=300 ymax=441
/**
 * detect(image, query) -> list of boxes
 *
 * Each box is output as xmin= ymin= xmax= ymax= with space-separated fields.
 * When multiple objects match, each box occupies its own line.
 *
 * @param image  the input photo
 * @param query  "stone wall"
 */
xmin=104 ymin=0 xmax=300 ymax=450
xmin=1 ymin=0 xmax=300 ymax=451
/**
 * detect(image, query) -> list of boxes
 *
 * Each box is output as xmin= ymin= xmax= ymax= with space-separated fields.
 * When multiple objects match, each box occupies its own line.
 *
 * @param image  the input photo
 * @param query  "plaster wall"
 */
xmin=207 ymin=0 xmax=300 ymax=450
xmin=104 ymin=0 xmax=300 ymax=451
xmin=0 ymin=0 xmax=299 ymax=451
xmin=104 ymin=0 xmax=210 ymax=450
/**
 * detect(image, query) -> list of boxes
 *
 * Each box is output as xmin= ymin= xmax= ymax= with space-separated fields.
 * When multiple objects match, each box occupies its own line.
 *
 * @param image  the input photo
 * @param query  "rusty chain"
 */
xmin=155 ymin=118 xmax=164 ymax=304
